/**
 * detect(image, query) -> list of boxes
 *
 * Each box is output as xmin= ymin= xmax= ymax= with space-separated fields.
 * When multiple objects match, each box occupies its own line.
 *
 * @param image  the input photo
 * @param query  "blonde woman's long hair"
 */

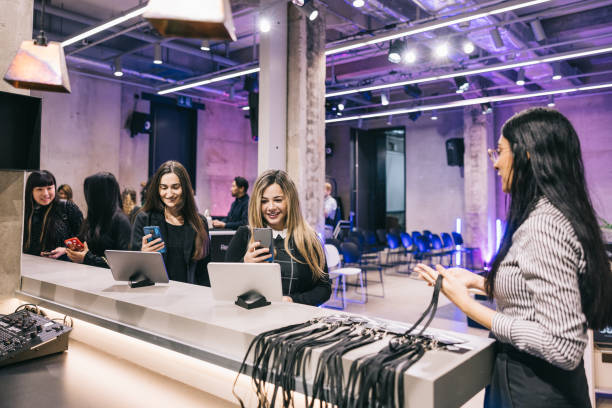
xmin=248 ymin=170 xmax=326 ymax=280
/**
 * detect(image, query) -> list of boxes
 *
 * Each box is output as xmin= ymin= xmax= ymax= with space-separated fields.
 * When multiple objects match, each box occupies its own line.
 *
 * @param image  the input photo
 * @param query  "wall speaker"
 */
xmin=130 ymin=112 xmax=152 ymax=137
xmin=445 ymin=138 xmax=464 ymax=166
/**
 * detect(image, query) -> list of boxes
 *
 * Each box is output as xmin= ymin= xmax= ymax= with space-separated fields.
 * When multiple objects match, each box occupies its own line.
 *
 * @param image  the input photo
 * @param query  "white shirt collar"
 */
xmin=272 ymin=228 xmax=287 ymax=239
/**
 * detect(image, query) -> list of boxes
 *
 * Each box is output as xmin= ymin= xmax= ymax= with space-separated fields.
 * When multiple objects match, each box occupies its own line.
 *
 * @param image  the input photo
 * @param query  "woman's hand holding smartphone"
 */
xmin=66 ymin=241 xmax=89 ymax=264
xmin=243 ymin=240 xmax=272 ymax=263
xmin=142 ymin=226 xmax=165 ymax=253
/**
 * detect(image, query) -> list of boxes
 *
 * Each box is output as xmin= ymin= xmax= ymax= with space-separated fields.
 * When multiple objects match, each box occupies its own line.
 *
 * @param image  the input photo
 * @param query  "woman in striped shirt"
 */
xmin=416 ymin=108 xmax=612 ymax=407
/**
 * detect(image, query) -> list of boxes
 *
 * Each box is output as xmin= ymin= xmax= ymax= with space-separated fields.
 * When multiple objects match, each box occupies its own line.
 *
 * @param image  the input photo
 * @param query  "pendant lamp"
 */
xmin=3 ymin=1 xmax=71 ymax=93
xmin=144 ymin=0 xmax=237 ymax=41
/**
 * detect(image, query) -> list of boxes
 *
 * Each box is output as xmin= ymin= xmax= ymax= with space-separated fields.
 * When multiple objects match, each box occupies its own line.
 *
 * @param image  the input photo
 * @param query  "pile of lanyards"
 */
xmin=233 ymin=275 xmax=465 ymax=408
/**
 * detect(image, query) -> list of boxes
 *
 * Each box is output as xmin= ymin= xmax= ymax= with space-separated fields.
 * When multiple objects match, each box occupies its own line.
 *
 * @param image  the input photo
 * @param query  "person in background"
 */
xmin=23 ymin=170 xmax=83 ymax=260
xmin=416 ymin=108 xmax=612 ymax=408
xmin=121 ymin=188 xmax=140 ymax=224
xmin=57 ymin=184 xmax=74 ymax=202
xmin=66 ymin=172 xmax=131 ymax=268
xmin=212 ymin=176 xmax=249 ymax=230
xmin=323 ymin=182 xmax=337 ymax=226
xmin=225 ymin=170 xmax=331 ymax=306
xmin=131 ymin=161 xmax=211 ymax=285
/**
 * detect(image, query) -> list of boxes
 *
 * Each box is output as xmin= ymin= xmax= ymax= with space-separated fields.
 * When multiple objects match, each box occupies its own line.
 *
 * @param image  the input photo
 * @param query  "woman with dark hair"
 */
xmin=66 ymin=172 xmax=131 ymax=268
xmin=225 ymin=170 xmax=331 ymax=306
xmin=131 ymin=161 xmax=211 ymax=285
xmin=23 ymin=170 xmax=83 ymax=259
xmin=416 ymin=108 xmax=612 ymax=407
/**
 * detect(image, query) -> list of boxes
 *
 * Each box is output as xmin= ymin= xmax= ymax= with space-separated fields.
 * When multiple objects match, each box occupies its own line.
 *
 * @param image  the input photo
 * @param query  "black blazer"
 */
xmin=225 ymin=226 xmax=331 ymax=306
xmin=131 ymin=210 xmax=211 ymax=286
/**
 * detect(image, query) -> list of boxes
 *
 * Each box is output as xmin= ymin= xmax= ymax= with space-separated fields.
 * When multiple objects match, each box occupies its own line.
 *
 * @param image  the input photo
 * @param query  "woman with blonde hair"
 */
xmin=225 ymin=170 xmax=331 ymax=306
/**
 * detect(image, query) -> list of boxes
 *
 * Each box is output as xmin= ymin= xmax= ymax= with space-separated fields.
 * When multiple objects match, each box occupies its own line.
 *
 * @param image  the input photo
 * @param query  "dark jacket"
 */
xmin=24 ymin=199 xmax=83 ymax=257
xmin=220 ymin=194 xmax=249 ymax=230
xmin=81 ymin=211 xmax=131 ymax=268
xmin=225 ymin=226 xmax=331 ymax=306
xmin=131 ymin=210 xmax=211 ymax=286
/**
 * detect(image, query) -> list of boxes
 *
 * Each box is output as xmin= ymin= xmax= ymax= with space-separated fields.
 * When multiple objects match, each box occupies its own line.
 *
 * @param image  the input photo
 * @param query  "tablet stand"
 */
xmin=129 ymin=271 xmax=155 ymax=288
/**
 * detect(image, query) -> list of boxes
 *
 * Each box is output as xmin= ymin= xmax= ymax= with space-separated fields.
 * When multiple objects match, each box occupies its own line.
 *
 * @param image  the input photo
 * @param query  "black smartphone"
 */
xmin=252 ymin=228 xmax=274 ymax=262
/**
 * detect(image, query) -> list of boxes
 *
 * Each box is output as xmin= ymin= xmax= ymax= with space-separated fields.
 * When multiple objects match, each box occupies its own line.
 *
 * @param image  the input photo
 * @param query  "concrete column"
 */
xmin=257 ymin=0 xmax=288 ymax=173
xmin=463 ymin=109 xmax=497 ymax=263
xmin=286 ymin=6 xmax=326 ymax=231
xmin=0 ymin=0 xmax=33 ymax=300
xmin=0 ymin=171 xmax=25 ymax=297
xmin=0 ymin=0 xmax=34 ymax=95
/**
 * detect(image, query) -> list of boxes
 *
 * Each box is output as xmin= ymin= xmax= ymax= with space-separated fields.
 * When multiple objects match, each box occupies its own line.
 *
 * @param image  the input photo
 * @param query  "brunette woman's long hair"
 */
xmin=140 ymin=161 xmax=208 ymax=260
xmin=23 ymin=170 xmax=62 ymax=252
xmin=248 ymin=170 xmax=326 ymax=280
xmin=487 ymin=107 xmax=612 ymax=330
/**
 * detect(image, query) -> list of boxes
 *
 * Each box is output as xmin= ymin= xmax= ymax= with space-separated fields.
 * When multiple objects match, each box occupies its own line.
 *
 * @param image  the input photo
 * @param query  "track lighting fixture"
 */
xmin=530 ymin=19 xmax=546 ymax=42
xmin=552 ymin=63 xmax=562 ymax=80
xmin=388 ymin=40 xmax=405 ymax=64
xmin=200 ymin=40 xmax=211 ymax=51
xmin=353 ymin=0 xmax=365 ymax=7
xmin=547 ymin=95 xmax=555 ymax=107
xmin=516 ymin=68 xmax=525 ymax=86
xmin=454 ymin=76 xmax=469 ymax=93
xmin=462 ymin=41 xmax=475 ymax=54
xmin=481 ymin=102 xmax=492 ymax=114
xmin=381 ymin=92 xmax=390 ymax=106
xmin=113 ymin=57 xmax=123 ymax=77
xmin=153 ymin=43 xmax=163 ymax=64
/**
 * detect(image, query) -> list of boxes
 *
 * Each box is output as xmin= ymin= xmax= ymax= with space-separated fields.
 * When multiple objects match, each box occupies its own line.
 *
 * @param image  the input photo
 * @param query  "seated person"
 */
xmin=131 ymin=161 xmax=211 ymax=286
xmin=225 ymin=170 xmax=331 ymax=306
xmin=23 ymin=170 xmax=83 ymax=260
xmin=324 ymin=182 xmax=337 ymax=226
xmin=66 ymin=172 xmax=131 ymax=268
xmin=212 ymin=176 xmax=249 ymax=230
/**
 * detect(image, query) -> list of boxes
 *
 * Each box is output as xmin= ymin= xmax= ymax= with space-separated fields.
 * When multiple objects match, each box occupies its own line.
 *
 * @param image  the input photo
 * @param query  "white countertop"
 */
xmin=18 ymin=254 xmax=494 ymax=408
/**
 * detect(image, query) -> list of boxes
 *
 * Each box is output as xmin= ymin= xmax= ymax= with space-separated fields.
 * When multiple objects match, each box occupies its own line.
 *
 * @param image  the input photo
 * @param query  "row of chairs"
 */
xmin=323 ymin=228 xmax=471 ymax=309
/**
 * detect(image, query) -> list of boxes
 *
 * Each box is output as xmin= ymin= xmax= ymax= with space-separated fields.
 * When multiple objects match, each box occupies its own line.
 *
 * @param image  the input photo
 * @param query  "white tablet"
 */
xmin=208 ymin=262 xmax=283 ymax=302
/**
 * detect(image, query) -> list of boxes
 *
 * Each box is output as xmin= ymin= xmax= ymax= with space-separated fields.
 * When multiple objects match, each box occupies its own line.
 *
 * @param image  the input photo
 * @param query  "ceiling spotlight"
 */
xmin=200 ymin=39 xmax=211 ymax=51
xmin=352 ymin=0 xmax=365 ymax=7
xmin=552 ymin=63 xmax=562 ymax=80
xmin=403 ymin=49 xmax=417 ymax=64
xmin=547 ymin=95 xmax=555 ymax=107
xmin=241 ymin=105 xmax=250 ymax=111
xmin=387 ymin=115 xmax=393 ymax=125
xmin=259 ymin=17 xmax=271 ymax=33
xmin=431 ymin=111 xmax=438 ymax=121
xmin=516 ymin=68 xmax=525 ymax=86
xmin=153 ymin=43 xmax=163 ymax=64
xmin=113 ymin=57 xmax=123 ymax=77
xmin=381 ymin=92 xmax=390 ymax=106
xmin=454 ymin=76 xmax=469 ymax=93
xmin=490 ymin=27 xmax=504 ymax=48
xmin=301 ymin=3 xmax=319 ymax=21
xmin=388 ymin=40 xmax=405 ymax=64
xmin=338 ymin=100 xmax=346 ymax=111
xmin=530 ymin=19 xmax=546 ymax=42
xmin=481 ymin=102 xmax=492 ymax=115
xmin=337 ymin=111 xmax=342 ymax=116
xmin=291 ymin=0 xmax=311 ymax=5
xmin=434 ymin=43 xmax=449 ymax=58
xmin=357 ymin=118 xmax=364 ymax=128
xmin=462 ymin=41 xmax=475 ymax=54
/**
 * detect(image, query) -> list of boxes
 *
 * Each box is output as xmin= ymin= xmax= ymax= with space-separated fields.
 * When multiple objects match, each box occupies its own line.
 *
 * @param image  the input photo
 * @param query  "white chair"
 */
xmin=323 ymin=244 xmax=366 ymax=310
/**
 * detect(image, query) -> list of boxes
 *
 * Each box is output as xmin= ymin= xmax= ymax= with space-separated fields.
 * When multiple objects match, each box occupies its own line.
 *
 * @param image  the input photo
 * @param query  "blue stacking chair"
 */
xmin=340 ymin=241 xmax=385 ymax=299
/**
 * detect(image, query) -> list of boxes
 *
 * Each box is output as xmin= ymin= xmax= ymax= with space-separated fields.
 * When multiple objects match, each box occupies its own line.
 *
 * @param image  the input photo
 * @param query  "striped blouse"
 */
xmin=491 ymin=197 xmax=588 ymax=370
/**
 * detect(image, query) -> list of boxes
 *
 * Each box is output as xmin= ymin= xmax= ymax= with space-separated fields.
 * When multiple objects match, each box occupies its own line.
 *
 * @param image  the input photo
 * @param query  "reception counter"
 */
xmin=16 ymin=255 xmax=495 ymax=408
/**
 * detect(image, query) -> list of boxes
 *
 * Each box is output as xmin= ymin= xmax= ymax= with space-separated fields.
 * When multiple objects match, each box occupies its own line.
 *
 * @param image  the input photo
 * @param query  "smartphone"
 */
xmin=252 ymin=228 xmax=274 ymax=262
xmin=64 ymin=237 xmax=84 ymax=251
xmin=143 ymin=225 xmax=166 ymax=253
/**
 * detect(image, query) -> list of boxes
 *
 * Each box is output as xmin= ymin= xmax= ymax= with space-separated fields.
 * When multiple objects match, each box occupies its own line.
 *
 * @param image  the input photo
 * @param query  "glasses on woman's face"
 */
xmin=487 ymin=148 xmax=500 ymax=163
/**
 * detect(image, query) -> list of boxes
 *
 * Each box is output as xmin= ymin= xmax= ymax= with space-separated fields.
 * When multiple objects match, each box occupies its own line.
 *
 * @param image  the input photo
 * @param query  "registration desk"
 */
xmin=15 ymin=255 xmax=494 ymax=408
